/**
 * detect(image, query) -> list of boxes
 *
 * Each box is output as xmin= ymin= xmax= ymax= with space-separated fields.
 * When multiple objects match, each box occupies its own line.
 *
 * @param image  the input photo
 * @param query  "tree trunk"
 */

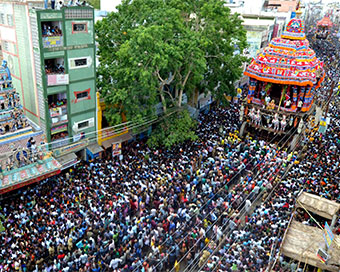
xmin=178 ymin=69 xmax=192 ymax=107
xmin=178 ymin=89 xmax=184 ymax=107
xmin=160 ymin=89 xmax=167 ymax=113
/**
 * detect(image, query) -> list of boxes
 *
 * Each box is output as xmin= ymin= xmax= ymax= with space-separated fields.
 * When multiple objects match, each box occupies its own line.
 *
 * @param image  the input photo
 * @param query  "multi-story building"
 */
xmin=0 ymin=61 xmax=61 ymax=195
xmin=265 ymin=0 xmax=297 ymax=13
xmin=0 ymin=1 xmax=99 ymax=163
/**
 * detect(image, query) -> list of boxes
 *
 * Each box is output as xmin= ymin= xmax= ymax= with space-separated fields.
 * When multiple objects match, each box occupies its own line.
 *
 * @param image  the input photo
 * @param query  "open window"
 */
xmin=41 ymin=21 xmax=63 ymax=48
xmin=45 ymin=58 xmax=69 ymax=86
xmin=45 ymin=58 xmax=65 ymax=75
xmin=48 ymin=93 xmax=68 ymax=126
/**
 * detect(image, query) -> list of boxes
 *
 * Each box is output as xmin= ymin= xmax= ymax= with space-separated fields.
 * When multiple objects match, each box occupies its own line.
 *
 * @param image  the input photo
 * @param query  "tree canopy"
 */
xmin=87 ymin=0 xmax=100 ymax=9
xmin=96 ymin=0 xmax=247 ymax=146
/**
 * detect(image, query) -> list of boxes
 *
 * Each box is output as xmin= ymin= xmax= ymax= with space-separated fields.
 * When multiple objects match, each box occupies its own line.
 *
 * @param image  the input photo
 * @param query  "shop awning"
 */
xmin=102 ymin=132 xmax=132 ymax=149
xmin=57 ymin=152 xmax=78 ymax=170
xmin=87 ymin=143 xmax=104 ymax=155
xmin=0 ymin=158 xmax=61 ymax=195
xmin=297 ymin=192 xmax=340 ymax=220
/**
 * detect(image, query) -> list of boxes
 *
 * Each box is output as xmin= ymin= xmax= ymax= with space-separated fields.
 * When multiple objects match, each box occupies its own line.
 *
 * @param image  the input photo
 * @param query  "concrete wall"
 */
xmin=0 ymin=3 xmax=40 ymax=125
xmin=65 ymin=20 xmax=94 ymax=46
xmin=14 ymin=4 xmax=40 ymax=125
xmin=69 ymin=79 xmax=96 ymax=115
xmin=268 ymin=0 xmax=297 ymax=13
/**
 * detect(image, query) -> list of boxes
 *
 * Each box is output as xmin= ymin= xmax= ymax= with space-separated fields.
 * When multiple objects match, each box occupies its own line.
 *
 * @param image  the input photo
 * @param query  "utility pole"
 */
xmin=324 ymin=80 xmax=335 ymax=117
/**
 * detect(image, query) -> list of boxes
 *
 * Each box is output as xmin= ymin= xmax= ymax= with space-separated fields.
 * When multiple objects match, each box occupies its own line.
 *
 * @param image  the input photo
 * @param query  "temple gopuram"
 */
xmin=240 ymin=17 xmax=325 ymax=148
xmin=0 ymin=60 xmax=60 ymax=195
xmin=316 ymin=16 xmax=333 ymax=39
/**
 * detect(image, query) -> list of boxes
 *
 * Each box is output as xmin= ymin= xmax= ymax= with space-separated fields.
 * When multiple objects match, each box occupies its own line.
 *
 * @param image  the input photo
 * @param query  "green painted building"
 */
xmin=0 ymin=2 xmax=97 ymax=157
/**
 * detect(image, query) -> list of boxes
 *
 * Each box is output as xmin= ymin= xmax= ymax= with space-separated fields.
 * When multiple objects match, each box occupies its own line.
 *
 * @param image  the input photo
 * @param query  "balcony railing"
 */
xmin=42 ymin=35 xmax=63 ymax=48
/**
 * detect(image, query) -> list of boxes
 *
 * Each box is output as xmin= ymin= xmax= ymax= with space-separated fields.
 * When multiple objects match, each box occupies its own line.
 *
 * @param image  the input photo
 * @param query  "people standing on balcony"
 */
xmin=56 ymin=1 xmax=64 ymax=10
xmin=51 ymin=0 xmax=56 ymax=9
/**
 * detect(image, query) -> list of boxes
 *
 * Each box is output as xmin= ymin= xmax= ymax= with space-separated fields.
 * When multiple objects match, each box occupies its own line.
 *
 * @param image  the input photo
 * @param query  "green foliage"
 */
xmin=147 ymin=110 xmax=198 ymax=148
xmin=0 ymin=213 xmax=4 ymax=233
xmin=87 ymin=0 xmax=100 ymax=9
xmin=95 ymin=0 xmax=247 ymax=127
xmin=264 ymin=83 xmax=272 ymax=92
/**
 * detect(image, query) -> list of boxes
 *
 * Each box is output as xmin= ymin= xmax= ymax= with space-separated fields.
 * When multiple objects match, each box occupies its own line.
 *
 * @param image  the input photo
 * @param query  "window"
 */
xmin=69 ymin=57 xmax=92 ymax=69
xmin=7 ymin=15 xmax=13 ymax=26
xmin=78 ymin=121 xmax=89 ymax=129
xmin=72 ymin=23 xmax=87 ymax=33
xmin=76 ymin=91 xmax=89 ymax=100
xmin=0 ymin=14 xmax=5 ymax=25
xmin=2 ymin=41 xmax=9 ymax=52
xmin=75 ymin=58 xmax=87 ymax=67
xmin=74 ymin=88 xmax=91 ymax=103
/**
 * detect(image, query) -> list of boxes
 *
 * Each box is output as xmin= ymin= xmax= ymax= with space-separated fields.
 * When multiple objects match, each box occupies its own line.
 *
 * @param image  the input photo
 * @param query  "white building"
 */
xmin=100 ymin=0 xmax=122 ymax=12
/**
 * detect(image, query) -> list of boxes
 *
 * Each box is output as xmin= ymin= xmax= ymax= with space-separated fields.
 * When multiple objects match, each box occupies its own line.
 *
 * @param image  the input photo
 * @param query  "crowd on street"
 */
xmin=198 ymin=30 xmax=340 ymax=272
xmin=1 ymin=24 xmax=340 ymax=272
xmin=0 ymin=101 xmax=295 ymax=272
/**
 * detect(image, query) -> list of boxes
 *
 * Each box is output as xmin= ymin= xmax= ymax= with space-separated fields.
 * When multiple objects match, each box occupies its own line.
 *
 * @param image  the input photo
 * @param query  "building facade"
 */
xmin=0 ymin=2 xmax=97 ymax=157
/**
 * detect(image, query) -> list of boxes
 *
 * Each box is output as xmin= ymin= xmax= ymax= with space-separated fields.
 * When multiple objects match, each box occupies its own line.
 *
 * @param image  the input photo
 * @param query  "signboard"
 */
xmin=112 ymin=142 xmax=121 ymax=157
xmin=43 ymin=36 xmax=63 ymax=48
xmin=317 ymin=248 xmax=328 ymax=263
xmin=51 ymin=124 xmax=68 ymax=135
xmin=54 ymin=139 xmax=89 ymax=156
xmin=246 ymin=31 xmax=262 ymax=58
xmin=323 ymin=222 xmax=335 ymax=248
xmin=40 ymin=13 xmax=63 ymax=20
xmin=73 ymin=132 xmax=85 ymax=142
xmin=319 ymin=117 xmax=327 ymax=134
xmin=47 ymin=74 xmax=69 ymax=86
xmin=272 ymin=24 xmax=279 ymax=38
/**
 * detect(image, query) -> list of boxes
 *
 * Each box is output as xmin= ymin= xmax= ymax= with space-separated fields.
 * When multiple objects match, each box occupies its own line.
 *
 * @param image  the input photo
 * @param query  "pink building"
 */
xmin=267 ymin=0 xmax=297 ymax=12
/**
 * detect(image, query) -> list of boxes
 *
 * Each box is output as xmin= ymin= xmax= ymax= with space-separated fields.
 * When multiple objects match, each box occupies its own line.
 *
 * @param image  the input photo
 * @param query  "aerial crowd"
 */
xmin=0 ymin=27 xmax=340 ymax=272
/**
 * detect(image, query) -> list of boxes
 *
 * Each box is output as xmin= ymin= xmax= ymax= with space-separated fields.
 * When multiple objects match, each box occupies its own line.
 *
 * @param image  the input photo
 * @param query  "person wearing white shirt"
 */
xmin=56 ymin=0 xmax=63 ymax=9
xmin=109 ymin=258 xmax=122 ymax=269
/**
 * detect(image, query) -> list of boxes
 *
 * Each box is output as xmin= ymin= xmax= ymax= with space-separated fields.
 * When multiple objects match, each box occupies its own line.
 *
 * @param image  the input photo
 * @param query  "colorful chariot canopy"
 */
xmin=317 ymin=16 xmax=333 ymax=27
xmin=244 ymin=18 xmax=325 ymax=87
xmin=281 ymin=18 xmax=306 ymax=40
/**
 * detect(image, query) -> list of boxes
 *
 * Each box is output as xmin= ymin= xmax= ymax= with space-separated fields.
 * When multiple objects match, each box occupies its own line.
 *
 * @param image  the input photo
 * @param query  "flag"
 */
xmin=296 ymin=0 xmax=300 ymax=11
xmin=285 ymin=92 xmax=290 ymax=102
xmin=174 ymin=260 xmax=180 ymax=272
xmin=280 ymin=86 xmax=287 ymax=104
xmin=0 ymin=220 xmax=4 ymax=233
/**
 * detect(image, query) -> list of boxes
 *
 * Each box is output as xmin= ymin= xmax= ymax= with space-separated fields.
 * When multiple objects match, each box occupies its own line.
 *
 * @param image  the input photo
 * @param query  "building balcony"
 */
xmin=47 ymin=74 xmax=69 ymax=86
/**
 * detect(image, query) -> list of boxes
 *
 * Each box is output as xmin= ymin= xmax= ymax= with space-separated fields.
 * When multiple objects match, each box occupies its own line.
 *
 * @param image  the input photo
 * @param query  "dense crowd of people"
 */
xmin=0 ymin=23 xmax=340 ymax=272
xmin=198 ymin=29 xmax=340 ymax=272
xmin=44 ymin=60 xmax=65 ymax=75
xmin=0 ymin=102 xmax=296 ymax=271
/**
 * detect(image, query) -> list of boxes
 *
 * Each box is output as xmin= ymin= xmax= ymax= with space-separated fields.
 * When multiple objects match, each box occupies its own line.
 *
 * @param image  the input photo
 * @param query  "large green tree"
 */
xmin=87 ymin=0 xmax=100 ymax=9
xmin=96 ymin=0 xmax=247 ymax=146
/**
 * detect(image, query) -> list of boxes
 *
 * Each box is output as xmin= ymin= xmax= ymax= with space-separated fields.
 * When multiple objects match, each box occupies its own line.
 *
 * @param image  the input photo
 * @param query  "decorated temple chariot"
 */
xmin=240 ymin=17 xmax=325 ymax=148
xmin=316 ymin=16 xmax=333 ymax=39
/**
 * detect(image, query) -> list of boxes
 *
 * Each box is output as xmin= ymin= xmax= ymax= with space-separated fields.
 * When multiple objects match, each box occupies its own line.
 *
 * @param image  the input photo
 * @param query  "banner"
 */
xmin=323 ymin=221 xmax=334 ymax=248
xmin=112 ymin=142 xmax=121 ymax=157
xmin=47 ymin=74 xmax=69 ymax=86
